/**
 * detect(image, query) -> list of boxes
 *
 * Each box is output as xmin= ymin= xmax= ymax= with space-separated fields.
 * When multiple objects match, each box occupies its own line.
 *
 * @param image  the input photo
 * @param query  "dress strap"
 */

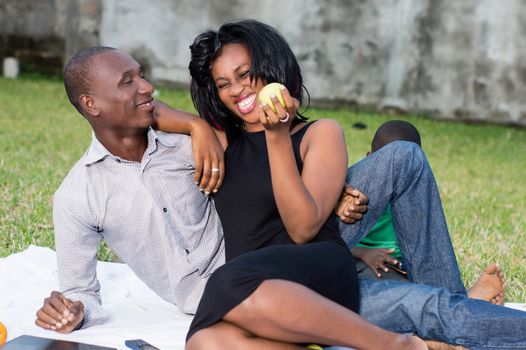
xmin=291 ymin=120 xmax=318 ymax=173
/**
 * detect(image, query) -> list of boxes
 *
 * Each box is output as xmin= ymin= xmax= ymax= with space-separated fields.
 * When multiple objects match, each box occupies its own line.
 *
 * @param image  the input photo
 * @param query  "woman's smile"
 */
xmin=235 ymin=93 xmax=257 ymax=114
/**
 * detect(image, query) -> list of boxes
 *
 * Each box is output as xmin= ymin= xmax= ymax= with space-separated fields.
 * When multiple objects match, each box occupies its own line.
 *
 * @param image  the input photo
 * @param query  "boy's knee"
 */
xmin=388 ymin=140 xmax=424 ymax=161
xmin=388 ymin=141 xmax=427 ymax=175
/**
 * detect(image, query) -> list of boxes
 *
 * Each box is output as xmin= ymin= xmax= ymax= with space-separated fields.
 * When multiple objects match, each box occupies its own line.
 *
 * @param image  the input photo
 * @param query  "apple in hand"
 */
xmin=258 ymin=83 xmax=286 ymax=112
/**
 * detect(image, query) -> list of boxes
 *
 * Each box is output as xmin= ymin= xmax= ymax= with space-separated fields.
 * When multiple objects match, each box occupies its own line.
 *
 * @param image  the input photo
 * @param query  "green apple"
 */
xmin=258 ymin=83 xmax=286 ymax=112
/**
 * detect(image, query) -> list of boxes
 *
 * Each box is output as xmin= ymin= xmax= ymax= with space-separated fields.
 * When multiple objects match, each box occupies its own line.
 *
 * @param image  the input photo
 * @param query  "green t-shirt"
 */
xmin=356 ymin=205 xmax=401 ymax=260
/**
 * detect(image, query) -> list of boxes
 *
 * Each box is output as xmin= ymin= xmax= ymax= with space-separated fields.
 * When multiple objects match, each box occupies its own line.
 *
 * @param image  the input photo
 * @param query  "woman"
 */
xmin=160 ymin=19 xmax=427 ymax=350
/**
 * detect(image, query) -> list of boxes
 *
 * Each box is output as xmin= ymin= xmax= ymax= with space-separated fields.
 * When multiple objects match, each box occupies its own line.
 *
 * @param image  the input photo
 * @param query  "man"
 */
xmin=35 ymin=46 xmax=226 ymax=332
xmin=37 ymin=47 xmax=526 ymax=349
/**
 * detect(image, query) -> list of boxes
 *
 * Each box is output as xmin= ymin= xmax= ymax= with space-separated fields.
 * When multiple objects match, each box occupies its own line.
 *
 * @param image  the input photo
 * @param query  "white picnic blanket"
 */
xmin=0 ymin=245 xmax=192 ymax=350
xmin=1 ymin=246 xmax=525 ymax=350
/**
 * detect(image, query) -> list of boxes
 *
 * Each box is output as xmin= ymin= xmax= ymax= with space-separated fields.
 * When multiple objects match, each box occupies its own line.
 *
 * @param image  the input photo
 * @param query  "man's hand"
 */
xmin=336 ymin=185 xmax=368 ymax=223
xmin=352 ymin=247 xmax=401 ymax=278
xmin=35 ymin=291 xmax=84 ymax=333
xmin=189 ymin=119 xmax=225 ymax=194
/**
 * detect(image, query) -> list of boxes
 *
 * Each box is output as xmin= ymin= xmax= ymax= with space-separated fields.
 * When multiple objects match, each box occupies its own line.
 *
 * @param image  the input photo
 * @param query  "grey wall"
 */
xmin=2 ymin=0 xmax=526 ymax=126
xmin=0 ymin=0 xmax=67 ymax=73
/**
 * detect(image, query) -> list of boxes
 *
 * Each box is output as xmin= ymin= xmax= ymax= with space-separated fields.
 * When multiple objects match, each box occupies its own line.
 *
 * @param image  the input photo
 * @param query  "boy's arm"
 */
xmin=351 ymin=246 xmax=401 ymax=278
xmin=153 ymin=100 xmax=225 ymax=194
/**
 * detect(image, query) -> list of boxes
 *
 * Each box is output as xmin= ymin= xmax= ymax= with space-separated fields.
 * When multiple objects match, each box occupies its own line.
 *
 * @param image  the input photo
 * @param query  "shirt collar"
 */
xmin=82 ymin=127 xmax=160 ymax=166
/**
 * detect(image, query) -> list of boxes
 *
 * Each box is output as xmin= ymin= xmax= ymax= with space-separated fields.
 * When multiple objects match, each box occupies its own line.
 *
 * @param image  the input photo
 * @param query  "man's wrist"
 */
xmin=73 ymin=317 xmax=85 ymax=331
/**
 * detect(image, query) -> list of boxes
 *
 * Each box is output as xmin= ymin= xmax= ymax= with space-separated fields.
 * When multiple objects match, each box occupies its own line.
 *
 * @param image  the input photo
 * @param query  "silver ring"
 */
xmin=211 ymin=168 xmax=220 ymax=172
xmin=279 ymin=112 xmax=290 ymax=123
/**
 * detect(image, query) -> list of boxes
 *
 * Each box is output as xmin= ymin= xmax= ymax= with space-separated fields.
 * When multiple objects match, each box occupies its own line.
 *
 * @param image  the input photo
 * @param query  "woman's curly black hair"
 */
xmin=189 ymin=19 xmax=309 ymax=142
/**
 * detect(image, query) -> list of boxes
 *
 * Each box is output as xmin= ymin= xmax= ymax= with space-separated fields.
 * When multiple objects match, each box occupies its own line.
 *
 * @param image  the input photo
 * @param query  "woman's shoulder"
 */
xmin=302 ymin=118 xmax=345 ymax=139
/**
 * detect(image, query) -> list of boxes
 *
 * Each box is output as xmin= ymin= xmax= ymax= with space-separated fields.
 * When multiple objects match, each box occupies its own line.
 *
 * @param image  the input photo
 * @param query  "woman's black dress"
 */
xmin=186 ymin=121 xmax=359 ymax=341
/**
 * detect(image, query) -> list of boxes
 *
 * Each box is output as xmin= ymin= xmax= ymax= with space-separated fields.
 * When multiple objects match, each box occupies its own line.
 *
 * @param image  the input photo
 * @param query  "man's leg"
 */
xmin=359 ymin=278 xmax=526 ymax=349
xmin=340 ymin=141 xmax=465 ymax=294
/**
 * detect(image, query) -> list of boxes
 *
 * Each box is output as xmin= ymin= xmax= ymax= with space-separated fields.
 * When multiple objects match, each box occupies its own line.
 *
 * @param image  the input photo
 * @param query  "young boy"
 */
xmin=352 ymin=120 xmax=421 ymax=281
xmin=349 ymin=120 xmax=506 ymax=307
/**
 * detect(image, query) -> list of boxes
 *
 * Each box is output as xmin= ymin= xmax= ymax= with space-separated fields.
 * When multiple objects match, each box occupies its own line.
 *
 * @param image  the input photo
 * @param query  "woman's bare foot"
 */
xmin=467 ymin=263 xmax=506 ymax=305
xmin=424 ymin=339 xmax=467 ymax=350
xmin=393 ymin=335 xmax=428 ymax=350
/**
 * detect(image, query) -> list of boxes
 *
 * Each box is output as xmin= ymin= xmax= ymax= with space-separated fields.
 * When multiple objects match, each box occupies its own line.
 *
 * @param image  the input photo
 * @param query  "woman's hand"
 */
xmin=152 ymin=100 xmax=225 ymax=194
xmin=189 ymin=119 xmax=225 ymax=194
xmin=259 ymin=84 xmax=300 ymax=133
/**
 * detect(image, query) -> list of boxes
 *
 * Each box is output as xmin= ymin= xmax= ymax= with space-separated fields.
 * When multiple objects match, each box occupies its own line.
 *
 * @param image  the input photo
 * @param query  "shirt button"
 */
xmin=163 ymin=208 xmax=167 ymax=212
xmin=115 ymin=159 xmax=121 ymax=163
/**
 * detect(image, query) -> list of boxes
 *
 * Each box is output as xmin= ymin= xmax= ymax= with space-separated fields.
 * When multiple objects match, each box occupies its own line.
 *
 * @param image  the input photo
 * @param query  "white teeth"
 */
xmin=237 ymin=94 xmax=256 ymax=109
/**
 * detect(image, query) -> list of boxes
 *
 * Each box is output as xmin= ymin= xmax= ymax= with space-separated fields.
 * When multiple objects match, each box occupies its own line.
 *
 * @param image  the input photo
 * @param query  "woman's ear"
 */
xmin=79 ymin=94 xmax=100 ymax=117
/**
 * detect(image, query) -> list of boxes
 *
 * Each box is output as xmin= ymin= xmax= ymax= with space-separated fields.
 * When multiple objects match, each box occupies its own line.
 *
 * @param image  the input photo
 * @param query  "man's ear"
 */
xmin=79 ymin=94 xmax=100 ymax=117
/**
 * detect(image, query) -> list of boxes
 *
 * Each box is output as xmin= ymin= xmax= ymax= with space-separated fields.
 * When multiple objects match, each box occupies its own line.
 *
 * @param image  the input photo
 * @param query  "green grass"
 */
xmin=1 ymin=76 xmax=525 ymax=301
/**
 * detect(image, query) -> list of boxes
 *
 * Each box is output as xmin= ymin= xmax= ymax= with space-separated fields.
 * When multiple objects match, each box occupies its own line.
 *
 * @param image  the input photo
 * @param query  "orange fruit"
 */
xmin=0 ymin=321 xmax=6 ymax=344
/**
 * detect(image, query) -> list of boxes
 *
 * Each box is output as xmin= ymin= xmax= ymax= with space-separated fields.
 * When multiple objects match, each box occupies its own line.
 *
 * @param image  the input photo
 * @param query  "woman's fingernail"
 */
xmin=279 ymin=84 xmax=286 ymax=90
xmin=270 ymin=94 xmax=276 ymax=99
xmin=213 ymin=189 xmax=218 ymax=193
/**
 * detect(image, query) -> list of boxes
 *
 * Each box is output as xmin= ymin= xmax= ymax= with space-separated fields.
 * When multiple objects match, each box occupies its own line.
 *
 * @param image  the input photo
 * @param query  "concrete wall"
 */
xmin=0 ymin=0 xmax=67 ymax=74
xmin=2 ymin=0 xmax=526 ymax=126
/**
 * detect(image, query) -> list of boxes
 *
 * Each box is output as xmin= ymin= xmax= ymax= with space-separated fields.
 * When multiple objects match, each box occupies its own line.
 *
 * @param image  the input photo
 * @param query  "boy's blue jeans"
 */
xmin=333 ymin=141 xmax=526 ymax=349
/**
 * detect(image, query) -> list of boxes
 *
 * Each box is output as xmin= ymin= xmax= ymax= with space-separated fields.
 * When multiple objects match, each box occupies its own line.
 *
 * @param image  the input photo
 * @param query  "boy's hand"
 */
xmin=352 ymin=247 xmax=401 ymax=278
xmin=336 ymin=185 xmax=368 ymax=223
xmin=35 ymin=291 xmax=84 ymax=333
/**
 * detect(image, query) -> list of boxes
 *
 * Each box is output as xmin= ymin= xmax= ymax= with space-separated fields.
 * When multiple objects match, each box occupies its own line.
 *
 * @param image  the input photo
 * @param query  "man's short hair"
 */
xmin=371 ymin=120 xmax=422 ymax=152
xmin=63 ymin=46 xmax=117 ymax=113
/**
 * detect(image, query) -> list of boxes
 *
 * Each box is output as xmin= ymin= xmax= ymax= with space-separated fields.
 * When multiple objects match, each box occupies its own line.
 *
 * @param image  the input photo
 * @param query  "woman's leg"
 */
xmin=219 ymin=279 xmax=426 ymax=350
xmin=187 ymin=321 xmax=305 ymax=350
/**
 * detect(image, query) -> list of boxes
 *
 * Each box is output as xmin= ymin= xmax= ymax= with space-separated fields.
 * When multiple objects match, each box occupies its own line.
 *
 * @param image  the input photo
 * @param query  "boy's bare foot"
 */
xmin=467 ymin=263 xmax=506 ymax=305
